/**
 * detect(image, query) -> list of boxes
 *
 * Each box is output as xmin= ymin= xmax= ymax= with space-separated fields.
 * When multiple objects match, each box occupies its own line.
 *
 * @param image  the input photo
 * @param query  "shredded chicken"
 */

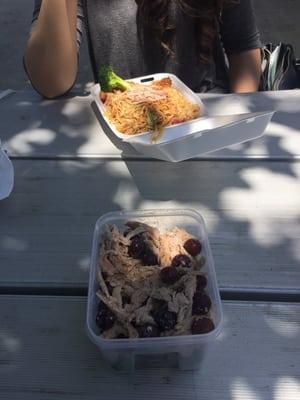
xmin=125 ymin=86 xmax=168 ymax=104
xmin=96 ymin=221 xmax=210 ymax=338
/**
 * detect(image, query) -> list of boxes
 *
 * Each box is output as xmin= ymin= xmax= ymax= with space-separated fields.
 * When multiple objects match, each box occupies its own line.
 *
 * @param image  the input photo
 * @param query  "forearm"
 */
xmin=24 ymin=0 xmax=78 ymax=98
xmin=228 ymin=48 xmax=262 ymax=93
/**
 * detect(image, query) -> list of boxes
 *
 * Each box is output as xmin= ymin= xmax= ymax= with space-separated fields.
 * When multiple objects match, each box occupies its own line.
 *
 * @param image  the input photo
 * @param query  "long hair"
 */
xmin=135 ymin=0 xmax=233 ymax=64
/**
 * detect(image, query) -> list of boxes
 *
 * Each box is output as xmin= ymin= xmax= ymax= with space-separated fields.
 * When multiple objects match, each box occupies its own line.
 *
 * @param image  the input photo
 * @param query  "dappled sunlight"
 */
xmin=1 ymin=91 xmax=104 ymax=158
xmin=200 ymin=90 xmax=300 ymax=159
xmin=230 ymin=378 xmax=262 ymax=400
xmin=7 ymin=128 xmax=56 ymax=154
xmin=220 ymin=165 xmax=300 ymax=248
xmin=0 ymin=333 xmax=21 ymax=353
xmin=73 ymin=81 xmax=94 ymax=92
xmin=203 ymin=95 xmax=252 ymax=116
xmin=264 ymin=308 xmax=300 ymax=339
xmin=60 ymin=100 xmax=94 ymax=139
xmin=274 ymin=377 xmax=300 ymax=400
xmin=76 ymin=130 xmax=108 ymax=154
xmin=16 ymin=101 xmax=33 ymax=107
xmin=1 ymin=236 xmax=28 ymax=251
xmin=267 ymin=121 xmax=300 ymax=156
xmin=138 ymin=201 xmax=220 ymax=234
xmin=110 ymin=175 xmax=221 ymax=235
xmin=61 ymin=99 xmax=90 ymax=121
xmin=2 ymin=44 xmax=300 ymax=397
xmin=2 ymin=86 xmax=300 ymax=161
xmin=78 ymin=255 xmax=91 ymax=272
xmin=105 ymin=160 xmax=133 ymax=178
xmin=59 ymin=159 xmax=101 ymax=173
xmin=113 ymin=181 xmax=140 ymax=210
xmin=236 ymin=141 xmax=268 ymax=156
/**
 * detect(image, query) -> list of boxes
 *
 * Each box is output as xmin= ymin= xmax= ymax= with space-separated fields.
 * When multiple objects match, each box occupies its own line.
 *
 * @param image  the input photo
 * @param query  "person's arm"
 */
xmin=24 ymin=0 xmax=78 ymax=98
xmin=228 ymin=48 xmax=261 ymax=93
xmin=220 ymin=0 xmax=262 ymax=93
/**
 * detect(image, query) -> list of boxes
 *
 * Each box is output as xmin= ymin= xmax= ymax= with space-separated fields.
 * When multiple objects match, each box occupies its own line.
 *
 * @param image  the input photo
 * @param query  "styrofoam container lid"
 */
xmin=0 ymin=141 xmax=14 ymax=200
xmin=91 ymin=73 xmax=275 ymax=162
xmin=128 ymin=110 xmax=275 ymax=162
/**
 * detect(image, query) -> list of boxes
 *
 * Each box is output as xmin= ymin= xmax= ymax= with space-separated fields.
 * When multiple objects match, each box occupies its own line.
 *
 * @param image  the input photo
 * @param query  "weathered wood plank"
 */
xmin=0 ymin=296 xmax=299 ymax=400
xmin=1 ymin=159 xmax=300 ymax=290
xmin=1 ymin=90 xmax=300 ymax=159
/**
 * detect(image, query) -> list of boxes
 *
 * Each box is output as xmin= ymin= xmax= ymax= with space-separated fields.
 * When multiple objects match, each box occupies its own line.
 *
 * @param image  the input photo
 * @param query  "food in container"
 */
xmin=98 ymin=66 xmax=203 ymax=143
xmin=99 ymin=66 xmax=203 ymax=143
xmin=91 ymin=71 xmax=274 ymax=162
xmin=95 ymin=220 xmax=213 ymax=339
xmin=86 ymin=209 xmax=223 ymax=370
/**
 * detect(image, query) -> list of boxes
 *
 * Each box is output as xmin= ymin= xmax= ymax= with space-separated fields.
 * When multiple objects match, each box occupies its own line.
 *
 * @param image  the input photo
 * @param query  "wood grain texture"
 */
xmin=0 ymin=296 xmax=299 ymax=400
xmin=1 ymin=159 xmax=300 ymax=290
xmin=1 ymin=90 xmax=300 ymax=158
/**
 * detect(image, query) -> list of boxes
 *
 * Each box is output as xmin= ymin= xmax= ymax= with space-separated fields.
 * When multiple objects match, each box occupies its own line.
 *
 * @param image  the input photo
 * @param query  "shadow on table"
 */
xmin=0 ymin=91 xmax=121 ymax=157
xmin=0 ymin=90 xmax=299 ymax=162
xmin=1 ymin=91 xmax=299 ymax=290
xmin=1 ymin=90 xmax=299 ymax=288
xmin=1 ymin=90 xmax=300 ymax=399
xmin=201 ymin=90 xmax=300 ymax=161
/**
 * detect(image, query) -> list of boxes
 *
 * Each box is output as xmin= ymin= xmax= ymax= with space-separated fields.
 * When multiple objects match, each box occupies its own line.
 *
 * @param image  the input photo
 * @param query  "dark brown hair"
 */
xmin=135 ymin=0 xmax=233 ymax=63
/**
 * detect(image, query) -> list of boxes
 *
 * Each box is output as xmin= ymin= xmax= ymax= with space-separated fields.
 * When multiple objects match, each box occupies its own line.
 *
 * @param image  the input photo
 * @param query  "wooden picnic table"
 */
xmin=0 ymin=88 xmax=300 ymax=399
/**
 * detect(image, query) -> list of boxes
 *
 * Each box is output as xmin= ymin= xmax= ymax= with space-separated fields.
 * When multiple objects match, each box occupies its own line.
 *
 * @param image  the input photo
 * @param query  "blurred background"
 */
xmin=1 ymin=0 xmax=300 ymax=90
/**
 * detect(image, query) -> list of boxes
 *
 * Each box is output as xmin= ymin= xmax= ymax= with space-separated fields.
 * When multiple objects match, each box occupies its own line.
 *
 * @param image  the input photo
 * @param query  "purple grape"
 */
xmin=196 ymin=275 xmax=207 ymax=291
xmin=128 ymin=236 xmax=145 ymax=258
xmin=171 ymin=254 xmax=191 ymax=268
xmin=152 ymin=309 xmax=177 ymax=331
xmin=160 ymin=267 xmax=180 ymax=285
xmin=192 ymin=292 xmax=211 ymax=315
xmin=137 ymin=324 xmax=160 ymax=338
xmin=96 ymin=302 xmax=116 ymax=332
xmin=142 ymin=249 xmax=158 ymax=266
xmin=184 ymin=238 xmax=202 ymax=256
xmin=191 ymin=318 xmax=214 ymax=334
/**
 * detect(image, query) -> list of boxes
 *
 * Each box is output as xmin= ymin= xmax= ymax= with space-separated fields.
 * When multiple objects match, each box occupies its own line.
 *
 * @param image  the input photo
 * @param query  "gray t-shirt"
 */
xmin=31 ymin=0 xmax=261 ymax=93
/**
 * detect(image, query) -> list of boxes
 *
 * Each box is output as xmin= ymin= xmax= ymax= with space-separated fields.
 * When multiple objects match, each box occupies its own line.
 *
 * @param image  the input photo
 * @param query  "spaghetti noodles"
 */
xmin=100 ymin=77 xmax=202 ymax=142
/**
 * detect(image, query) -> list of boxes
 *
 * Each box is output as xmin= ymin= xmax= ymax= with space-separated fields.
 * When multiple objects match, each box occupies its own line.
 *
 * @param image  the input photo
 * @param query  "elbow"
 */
xmin=29 ymin=73 xmax=76 ymax=99
xmin=23 ymin=54 xmax=77 ymax=99
xmin=37 ymin=81 xmax=75 ymax=99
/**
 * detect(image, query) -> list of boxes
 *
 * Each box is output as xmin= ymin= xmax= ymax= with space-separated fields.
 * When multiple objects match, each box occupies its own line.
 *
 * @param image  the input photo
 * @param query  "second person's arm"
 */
xmin=24 ymin=0 xmax=78 ymax=98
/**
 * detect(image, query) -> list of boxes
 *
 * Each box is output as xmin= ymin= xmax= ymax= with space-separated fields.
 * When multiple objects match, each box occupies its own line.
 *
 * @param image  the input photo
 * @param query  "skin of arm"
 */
xmin=24 ymin=0 xmax=78 ymax=98
xmin=228 ymin=48 xmax=262 ymax=93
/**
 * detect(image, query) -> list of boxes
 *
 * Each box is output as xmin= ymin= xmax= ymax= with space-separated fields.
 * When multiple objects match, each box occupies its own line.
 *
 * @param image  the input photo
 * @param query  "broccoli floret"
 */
xmin=98 ymin=65 xmax=131 ymax=92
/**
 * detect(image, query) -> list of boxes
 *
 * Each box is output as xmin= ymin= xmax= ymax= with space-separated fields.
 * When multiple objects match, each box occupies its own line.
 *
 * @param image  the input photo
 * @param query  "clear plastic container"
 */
xmin=86 ymin=209 xmax=223 ymax=371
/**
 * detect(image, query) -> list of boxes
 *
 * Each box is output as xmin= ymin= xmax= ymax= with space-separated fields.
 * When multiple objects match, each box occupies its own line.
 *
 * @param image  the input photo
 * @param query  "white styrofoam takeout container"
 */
xmin=91 ymin=72 xmax=206 ymax=141
xmin=91 ymin=73 xmax=275 ymax=162
xmin=86 ymin=209 xmax=223 ymax=371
